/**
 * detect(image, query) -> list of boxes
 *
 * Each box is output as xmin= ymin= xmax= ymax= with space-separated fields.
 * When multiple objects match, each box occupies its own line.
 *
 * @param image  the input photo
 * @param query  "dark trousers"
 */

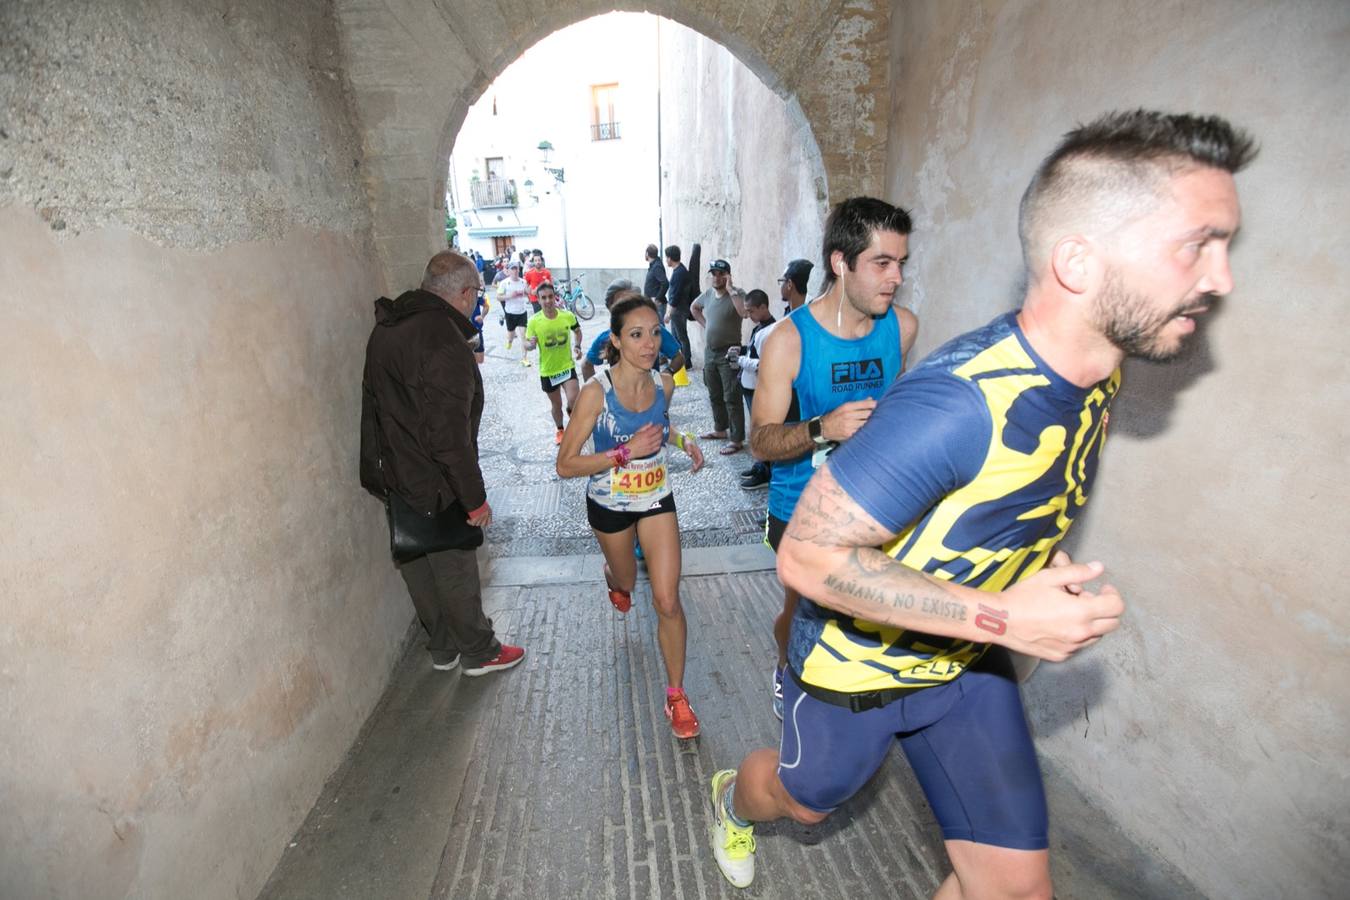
xmin=398 ymin=548 xmax=500 ymax=666
xmin=743 ymin=387 xmax=769 ymax=478
xmin=669 ymin=307 xmax=693 ymax=372
xmin=704 ymin=352 xmax=745 ymax=442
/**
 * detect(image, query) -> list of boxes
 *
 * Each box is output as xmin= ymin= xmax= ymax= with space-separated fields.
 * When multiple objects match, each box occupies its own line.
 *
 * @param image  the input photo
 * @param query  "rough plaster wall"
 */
xmin=0 ymin=2 xmax=407 ymax=898
xmin=0 ymin=0 xmax=371 ymax=246
xmin=334 ymin=0 xmax=888 ymax=294
xmin=659 ymin=25 xmax=829 ymax=327
xmin=886 ymin=1 xmax=1350 ymax=897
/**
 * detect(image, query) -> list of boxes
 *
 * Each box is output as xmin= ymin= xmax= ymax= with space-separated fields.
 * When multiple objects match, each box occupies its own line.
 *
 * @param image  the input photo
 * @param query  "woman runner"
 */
xmin=556 ymin=292 xmax=706 ymax=739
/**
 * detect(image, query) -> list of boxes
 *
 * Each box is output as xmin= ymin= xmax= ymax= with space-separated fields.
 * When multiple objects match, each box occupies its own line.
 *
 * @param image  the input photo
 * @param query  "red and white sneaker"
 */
xmin=603 ymin=563 xmax=632 ymax=613
xmin=665 ymin=689 xmax=701 ymax=739
xmin=463 ymin=644 xmax=526 ymax=677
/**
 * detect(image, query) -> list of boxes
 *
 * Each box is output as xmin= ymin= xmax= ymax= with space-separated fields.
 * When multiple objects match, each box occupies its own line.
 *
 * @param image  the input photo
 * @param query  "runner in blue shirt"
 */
xmin=580 ymin=279 xmax=685 ymax=382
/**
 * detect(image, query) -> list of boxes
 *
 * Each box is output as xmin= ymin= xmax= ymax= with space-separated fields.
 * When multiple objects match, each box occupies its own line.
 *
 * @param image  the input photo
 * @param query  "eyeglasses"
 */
xmin=776 ymin=278 xmax=789 ymax=284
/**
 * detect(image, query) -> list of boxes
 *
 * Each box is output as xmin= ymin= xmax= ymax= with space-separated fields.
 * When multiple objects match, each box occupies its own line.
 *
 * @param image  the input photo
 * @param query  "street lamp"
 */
xmin=537 ymin=139 xmax=571 ymax=284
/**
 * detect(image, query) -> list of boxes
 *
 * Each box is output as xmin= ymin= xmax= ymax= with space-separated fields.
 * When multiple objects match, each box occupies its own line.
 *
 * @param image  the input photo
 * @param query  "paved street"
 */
xmin=261 ymin=552 xmax=949 ymax=900
xmin=259 ymin=311 xmax=1187 ymax=900
xmin=476 ymin=307 xmax=768 ymax=558
xmin=259 ymin=319 xmax=954 ymax=898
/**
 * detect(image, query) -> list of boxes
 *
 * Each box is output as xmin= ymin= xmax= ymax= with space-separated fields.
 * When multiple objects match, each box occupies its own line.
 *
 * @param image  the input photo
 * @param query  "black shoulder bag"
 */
xmin=363 ymin=381 xmax=484 ymax=562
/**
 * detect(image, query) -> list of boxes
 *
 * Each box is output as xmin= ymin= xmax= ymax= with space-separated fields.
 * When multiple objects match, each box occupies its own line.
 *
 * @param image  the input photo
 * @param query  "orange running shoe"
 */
xmin=602 ymin=563 xmax=632 ymax=613
xmin=554 ymin=428 xmax=564 ymax=445
xmin=665 ymin=689 xmax=701 ymax=739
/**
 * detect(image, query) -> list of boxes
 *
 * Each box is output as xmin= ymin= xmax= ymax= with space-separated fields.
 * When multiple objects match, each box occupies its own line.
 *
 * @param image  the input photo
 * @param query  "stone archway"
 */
xmin=334 ymin=0 xmax=891 ymax=292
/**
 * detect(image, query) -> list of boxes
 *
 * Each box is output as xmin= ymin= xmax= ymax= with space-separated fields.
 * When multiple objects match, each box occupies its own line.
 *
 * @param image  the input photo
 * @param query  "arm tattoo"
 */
xmin=974 ymin=603 xmax=1008 ymax=635
xmin=784 ymin=468 xmax=891 ymax=548
xmin=785 ymin=467 xmax=970 ymax=635
xmin=815 ymin=547 xmax=969 ymax=632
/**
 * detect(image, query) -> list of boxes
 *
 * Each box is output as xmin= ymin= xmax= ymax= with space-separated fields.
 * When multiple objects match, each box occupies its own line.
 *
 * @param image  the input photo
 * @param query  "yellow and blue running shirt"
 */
xmin=789 ymin=312 xmax=1120 ymax=698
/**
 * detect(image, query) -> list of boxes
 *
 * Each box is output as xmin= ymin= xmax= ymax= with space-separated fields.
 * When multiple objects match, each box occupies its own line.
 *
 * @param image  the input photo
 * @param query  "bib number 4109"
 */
xmin=615 ymin=468 xmax=665 ymax=493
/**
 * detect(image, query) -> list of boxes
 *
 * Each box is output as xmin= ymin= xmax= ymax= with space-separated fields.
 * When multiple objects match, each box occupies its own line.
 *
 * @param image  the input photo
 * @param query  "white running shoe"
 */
xmin=709 ymin=769 xmax=755 ymax=888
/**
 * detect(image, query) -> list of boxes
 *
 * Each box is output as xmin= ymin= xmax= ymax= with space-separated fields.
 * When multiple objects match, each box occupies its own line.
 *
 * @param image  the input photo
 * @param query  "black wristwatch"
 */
xmin=808 ymin=416 xmax=829 ymax=446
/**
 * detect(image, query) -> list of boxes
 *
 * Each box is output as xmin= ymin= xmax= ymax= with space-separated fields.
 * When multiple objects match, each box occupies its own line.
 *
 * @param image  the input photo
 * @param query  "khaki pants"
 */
xmin=703 ymin=352 xmax=745 ymax=442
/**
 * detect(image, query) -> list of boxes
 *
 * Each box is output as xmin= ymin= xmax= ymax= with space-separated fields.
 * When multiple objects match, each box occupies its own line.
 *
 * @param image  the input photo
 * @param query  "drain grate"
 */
xmin=488 ymin=481 xmax=564 ymax=517
xmin=730 ymin=508 xmax=767 ymax=534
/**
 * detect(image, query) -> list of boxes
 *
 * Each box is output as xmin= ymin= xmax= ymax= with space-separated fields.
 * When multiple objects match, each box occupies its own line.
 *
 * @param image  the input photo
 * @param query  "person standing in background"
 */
xmin=664 ymin=244 xmax=692 ymax=369
xmin=644 ymin=243 xmax=670 ymax=326
xmin=691 ymin=259 xmax=748 ymax=455
xmin=731 ymin=289 xmax=777 ymax=490
xmin=359 ymin=249 xmax=526 ymax=679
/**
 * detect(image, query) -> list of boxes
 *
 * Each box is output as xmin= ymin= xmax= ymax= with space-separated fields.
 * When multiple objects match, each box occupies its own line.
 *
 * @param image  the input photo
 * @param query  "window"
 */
xmin=590 ymin=83 xmax=620 ymax=141
xmin=485 ymin=157 xmax=505 ymax=180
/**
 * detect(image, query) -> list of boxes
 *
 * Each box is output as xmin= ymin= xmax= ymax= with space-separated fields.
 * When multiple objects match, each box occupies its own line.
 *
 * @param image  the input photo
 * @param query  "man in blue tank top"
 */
xmin=748 ymin=198 xmax=920 ymax=721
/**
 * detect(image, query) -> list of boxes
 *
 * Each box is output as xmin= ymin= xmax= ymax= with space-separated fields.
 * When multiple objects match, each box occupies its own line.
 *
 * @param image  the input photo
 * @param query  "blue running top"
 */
xmin=767 ymin=304 xmax=903 ymax=522
xmin=588 ymin=370 xmax=672 ymax=512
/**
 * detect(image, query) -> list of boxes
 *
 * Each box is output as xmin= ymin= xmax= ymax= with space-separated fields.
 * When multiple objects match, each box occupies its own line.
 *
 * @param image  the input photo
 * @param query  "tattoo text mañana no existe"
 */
xmin=824 ymin=574 xmax=968 ymax=622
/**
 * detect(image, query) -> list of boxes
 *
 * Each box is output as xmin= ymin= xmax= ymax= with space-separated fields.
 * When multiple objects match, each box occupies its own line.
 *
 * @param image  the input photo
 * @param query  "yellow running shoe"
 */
xmin=709 ymin=769 xmax=755 ymax=888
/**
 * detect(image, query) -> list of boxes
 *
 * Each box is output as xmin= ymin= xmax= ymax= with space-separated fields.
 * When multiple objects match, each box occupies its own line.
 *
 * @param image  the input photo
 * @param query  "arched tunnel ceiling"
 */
xmin=334 ymin=0 xmax=891 ymax=291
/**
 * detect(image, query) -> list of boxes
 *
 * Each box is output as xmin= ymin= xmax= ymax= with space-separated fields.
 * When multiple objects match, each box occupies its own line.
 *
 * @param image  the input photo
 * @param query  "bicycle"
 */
xmin=556 ymin=277 xmax=596 ymax=320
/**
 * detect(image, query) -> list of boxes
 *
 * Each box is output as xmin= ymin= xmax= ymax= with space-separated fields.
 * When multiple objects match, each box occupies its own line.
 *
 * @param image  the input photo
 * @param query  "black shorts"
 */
xmin=540 ymin=369 xmax=577 ymax=394
xmin=765 ymin=512 xmax=788 ymax=552
xmin=505 ymin=311 xmax=529 ymax=330
xmin=586 ymin=494 xmax=676 ymax=534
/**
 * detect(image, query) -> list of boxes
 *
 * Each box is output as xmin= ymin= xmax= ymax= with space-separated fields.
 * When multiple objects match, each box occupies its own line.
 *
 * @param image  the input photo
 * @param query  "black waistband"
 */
xmin=788 ymin=666 xmax=918 ymax=713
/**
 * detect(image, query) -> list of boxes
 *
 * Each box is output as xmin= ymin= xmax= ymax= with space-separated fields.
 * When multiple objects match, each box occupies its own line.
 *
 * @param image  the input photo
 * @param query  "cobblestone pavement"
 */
xmin=477 ymin=313 xmax=768 ymax=559
xmin=263 ymin=315 xmax=952 ymax=899
xmin=263 ymin=317 xmax=1170 ymax=900
xmin=429 ymin=568 xmax=949 ymax=900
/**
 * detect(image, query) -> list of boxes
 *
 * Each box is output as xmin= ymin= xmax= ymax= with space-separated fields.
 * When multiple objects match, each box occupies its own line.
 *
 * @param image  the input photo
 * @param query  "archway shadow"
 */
xmin=1021 ymin=654 xmax=1111 ymax=740
xmin=1109 ymin=317 xmax=1219 ymax=441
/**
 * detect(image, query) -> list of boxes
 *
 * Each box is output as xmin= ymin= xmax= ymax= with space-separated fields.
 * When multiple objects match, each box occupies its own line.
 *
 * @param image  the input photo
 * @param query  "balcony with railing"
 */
xmin=469 ymin=177 xmax=517 ymax=208
xmin=590 ymin=121 xmax=621 ymax=141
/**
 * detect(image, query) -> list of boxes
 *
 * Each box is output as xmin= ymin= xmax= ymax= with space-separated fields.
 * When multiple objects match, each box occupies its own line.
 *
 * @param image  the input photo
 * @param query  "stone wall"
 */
xmin=0 ymin=2 xmax=407 ymax=898
xmin=334 ymin=0 xmax=891 ymax=294
xmin=886 ymin=1 xmax=1350 ymax=896
xmin=658 ymin=25 xmax=830 ymax=314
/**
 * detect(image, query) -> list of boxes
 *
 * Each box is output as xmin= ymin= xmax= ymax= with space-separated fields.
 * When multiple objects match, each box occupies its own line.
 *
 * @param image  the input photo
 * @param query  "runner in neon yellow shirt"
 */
xmin=524 ymin=281 xmax=584 ymax=444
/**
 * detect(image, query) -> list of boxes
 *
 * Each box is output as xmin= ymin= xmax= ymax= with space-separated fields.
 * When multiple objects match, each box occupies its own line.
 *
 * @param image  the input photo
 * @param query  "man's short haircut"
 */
xmin=664 ymin=244 xmax=681 ymax=262
xmin=1018 ymin=109 xmax=1257 ymax=276
xmin=783 ymin=258 xmax=814 ymax=295
xmin=605 ymin=278 xmax=636 ymax=308
xmin=820 ymin=197 xmax=913 ymax=284
xmin=645 ymin=244 xmax=659 ymax=260
xmin=421 ymin=250 xmax=477 ymax=297
xmin=745 ymin=288 xmax=769 ymax=307
xmin=535 ymin=280 xmax=556 ymax=296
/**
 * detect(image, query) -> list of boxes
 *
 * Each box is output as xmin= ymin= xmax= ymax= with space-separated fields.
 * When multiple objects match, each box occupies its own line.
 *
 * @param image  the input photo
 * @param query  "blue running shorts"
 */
xmin=777 ymin=650 xmax=1048 ymax=850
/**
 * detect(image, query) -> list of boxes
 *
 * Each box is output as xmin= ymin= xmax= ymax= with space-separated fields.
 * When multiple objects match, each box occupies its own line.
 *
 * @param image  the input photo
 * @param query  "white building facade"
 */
xmin=449 ymin=13 xmax=664 ymax=279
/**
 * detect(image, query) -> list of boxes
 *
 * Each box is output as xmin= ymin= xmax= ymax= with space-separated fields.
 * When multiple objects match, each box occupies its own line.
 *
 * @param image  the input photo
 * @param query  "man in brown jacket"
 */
xmin=360 ymin=250 xmax=525 ymax=676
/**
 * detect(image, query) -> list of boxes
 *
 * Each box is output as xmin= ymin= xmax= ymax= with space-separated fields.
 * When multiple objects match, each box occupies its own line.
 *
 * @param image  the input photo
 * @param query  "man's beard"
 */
xmin=1096 ymin=269 xmax=1202 ymax=362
